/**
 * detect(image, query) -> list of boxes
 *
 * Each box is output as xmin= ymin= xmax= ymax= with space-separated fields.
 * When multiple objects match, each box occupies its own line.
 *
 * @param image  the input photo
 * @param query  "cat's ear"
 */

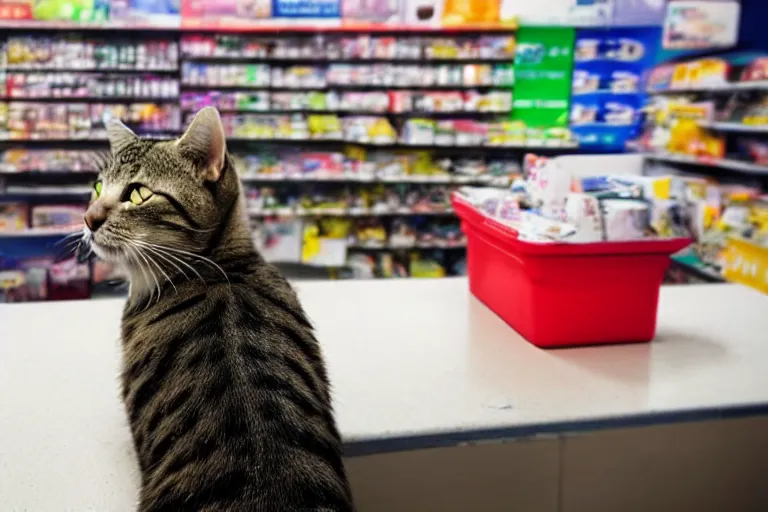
xmin=106 ymin=118 xmax=137 ymax=155
xmin=176 ymin=107 xmax=226 ymax=182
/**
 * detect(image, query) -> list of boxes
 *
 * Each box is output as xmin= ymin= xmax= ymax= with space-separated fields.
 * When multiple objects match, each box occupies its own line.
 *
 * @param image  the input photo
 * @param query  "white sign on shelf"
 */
xmin=663 ymin=0 xmax=741 ymax=50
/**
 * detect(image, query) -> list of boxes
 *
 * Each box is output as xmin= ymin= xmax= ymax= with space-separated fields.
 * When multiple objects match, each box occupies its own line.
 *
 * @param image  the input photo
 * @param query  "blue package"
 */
xmin=604 ymin=102 xmax=636 ymax=126
xmin=610 ymin=71 xmax=640 ymax=93
xmin=571 ymin=100 xmax=601 ymax=125
xmin=573 ymin=70 xmax=602 ymax=94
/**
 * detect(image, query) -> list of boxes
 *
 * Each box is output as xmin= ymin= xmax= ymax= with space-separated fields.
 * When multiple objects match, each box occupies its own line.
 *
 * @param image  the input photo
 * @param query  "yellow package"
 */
xmin=723 ymin=237 xmax=768 ymax=293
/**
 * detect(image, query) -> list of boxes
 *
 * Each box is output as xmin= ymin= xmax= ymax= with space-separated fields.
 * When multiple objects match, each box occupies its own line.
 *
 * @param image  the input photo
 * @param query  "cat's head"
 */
xmin=84 ymin=107 xmax=236 ymax=269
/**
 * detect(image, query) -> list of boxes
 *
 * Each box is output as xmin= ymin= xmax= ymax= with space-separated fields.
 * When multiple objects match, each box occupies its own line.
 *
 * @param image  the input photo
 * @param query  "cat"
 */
xmin=84 ymin=107 xmax=355 ymax=512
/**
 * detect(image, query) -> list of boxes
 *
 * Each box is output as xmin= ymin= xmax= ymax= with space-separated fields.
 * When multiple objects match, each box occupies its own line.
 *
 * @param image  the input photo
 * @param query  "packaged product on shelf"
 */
xmin=388 ymin=219 xmax=418 ymax=247
xmin=485 ymin=120 xmax=525 ymax=146
xmin=275 ymin=36 xmax=331 ymax=59
xmin=343 ymin=116 xmax=396 ymax=144
xmin=741 ymin=57 xmax=768 ymax=82
xmin=341 ymin=0 xmax=400 ymax=24
xmin=6 ymin=72 xmax=179 ymax=100
xmin=737 ymin=138 xmax=768 ymax=166
xmin=274 ymin=115 xmax=309 ymax=139
xmin=400 ymin=0 xmax=443 ymax=27
xmin=401 ymin=118 xmax=436 ymax=145
xmin=5 ymin=37 xmax=178 ymax=71
xmin=0 ymin=149 xmax=106 ymax=173
xmin=307 ymin=115 xmax=343 ymax=139
xmin=603 ymin=101 xmax=637 ymax=126
xmin=181 ymin=35 xmax=271 ymax=59
xmin=5 ymin=102 xmax=179 ymax=140
xmin=491 ymin=65 xmax=514 ymax=86
xmin=27 ymin=204 xmax=85 ymax=229
xmin=572 ymin=70 xmax=601 ymax=94
xmin=485 ymin=159 xmax=522 ymax=184
xmin=465 ymin=90 xmax=512 ymax=112
xmin=0 ymin=203 xmax=28 ymax=233
xmin=410 ymin=91 xmax=464 ymax=113
xmin=181 ymin=91 xmax=269 ymax=112
xmin=610 ymin=71 xmax=640 ymax=93
xmin=271 ymin=67 xmax=327 ymax=89
xmin=570 ymin=100 xmax=600 ymax=125
xmin=352 ymin=219 xmax=388 ymax=247
xmin=300 ymin=152 xmax=346 ymax=177
xmin=182 ymin=63 xmax=271 ymax=87
xmin=340 ymin=92 xmax=390 ymax=112
xmin=252 ymin=218 xmax=304 ymax=263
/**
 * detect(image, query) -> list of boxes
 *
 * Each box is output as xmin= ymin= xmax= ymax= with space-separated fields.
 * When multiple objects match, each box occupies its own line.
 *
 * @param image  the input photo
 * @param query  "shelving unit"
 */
xmin=648 ymin=80 xmax=768 ymax=94
xmin=1 ymin=23 xmax=567 ymax=284
xmin=640 ymin=67 xmax=768 ymax=286
xmin=645 ymin=152 xmax=768 ymax=176
xmin=696 ymin=121 xmax=768 ymax=134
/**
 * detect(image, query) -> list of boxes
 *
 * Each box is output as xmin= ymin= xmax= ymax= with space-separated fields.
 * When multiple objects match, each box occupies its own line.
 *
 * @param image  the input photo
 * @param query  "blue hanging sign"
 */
xmin=272 ymin=0 xmax=340 ymax=18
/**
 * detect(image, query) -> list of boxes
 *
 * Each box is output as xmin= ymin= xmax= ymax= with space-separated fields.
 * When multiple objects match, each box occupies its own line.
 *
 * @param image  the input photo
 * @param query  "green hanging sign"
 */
xmin=512 ymin=26 xmax=575 ymax=129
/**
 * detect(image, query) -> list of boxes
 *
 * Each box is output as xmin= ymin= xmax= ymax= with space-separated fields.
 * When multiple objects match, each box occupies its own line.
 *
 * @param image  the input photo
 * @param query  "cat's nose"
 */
xmin=84 ymin=204 xmax=108 ymax=232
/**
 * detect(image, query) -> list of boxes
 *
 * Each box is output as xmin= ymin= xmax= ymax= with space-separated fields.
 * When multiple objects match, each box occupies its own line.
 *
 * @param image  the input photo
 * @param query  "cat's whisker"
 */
xmin=133 ymin=241 xmax=204 ymax=283
xmin=134 ymin=243 xmax=178 ymax=296
xmin=135 ymin=241 xmax=229 ymax=285
xmin=140 ymin=244 xmax=192 ymax=283
xmin=137 ymin=249 xmax=162 ymax=305
xmin=125 ymin=244 xmax=158 ymax=308
xmin=55 ymin=231 xmax=86 ymax=247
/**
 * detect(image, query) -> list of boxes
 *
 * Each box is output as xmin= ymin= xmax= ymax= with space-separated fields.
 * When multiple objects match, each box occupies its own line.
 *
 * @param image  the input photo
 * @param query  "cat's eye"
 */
xmin=92 ymin=181 xmax=102 ymax=200
xmin=123 ymin=184 xmax=154 ymax=206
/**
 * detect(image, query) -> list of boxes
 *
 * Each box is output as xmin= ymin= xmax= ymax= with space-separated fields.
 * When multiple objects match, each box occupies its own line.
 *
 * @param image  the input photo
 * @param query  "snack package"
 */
xmin=565 ymin=193 xmax=604 ymax=242
xmin=0 ymin=203 xmax=29 ymax=232
xmin=601 ymin=199 xmax=651 ymax=241
xmin=525 ymin=155 xmax=571 ymax=219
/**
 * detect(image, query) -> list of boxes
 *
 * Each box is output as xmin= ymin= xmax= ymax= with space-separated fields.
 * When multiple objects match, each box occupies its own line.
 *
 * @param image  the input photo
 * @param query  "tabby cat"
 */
xmin=84 ymin=107 xmax=354 ymax=511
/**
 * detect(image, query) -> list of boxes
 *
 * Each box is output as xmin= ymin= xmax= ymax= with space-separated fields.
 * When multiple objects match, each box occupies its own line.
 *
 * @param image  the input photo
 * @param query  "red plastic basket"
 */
xmin=452 ymin=194 xmax=691 ymax=348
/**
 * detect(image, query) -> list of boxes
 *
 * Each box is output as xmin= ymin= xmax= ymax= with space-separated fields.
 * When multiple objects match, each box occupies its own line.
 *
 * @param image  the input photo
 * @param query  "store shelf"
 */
xmin=670 ymin=257 xmax=725 ymax=283
xmin=648 ymin=81 xmax=768 ymax=94
xmin=3 ymin=96 xmax=179 ymax=103
xmin=1 ymin=185 xmax=91 ymax=196
xmin=182 ymin=55 xmax=514 ymax=65
xmin=181 ymin=108 xmax=510 ymax=117
xmin=0 ymin=227 xmax=79 ymax=238
xmin=179 ymin=84 xmax=507 ymax=92
xmin=0 ymin=170 xmax=99 ymax=176
xmin=697 ymin=122 xmax=768 ymax=134
xmin=229 ymin=138 xmax=577 ymax=150
xmin=644 ymin=152 xmax=768 ymax=176
xmin=572 ymin=89 xmax=640 ymax=96
xmin=0 ymin=169 xmax=505 ymax=186
xmin=5 ymin=67 xmax=178 ymax=74
xmin=348 ymin=241 xmax=467 ymax=250
xmin=0 ymin=136 xmax=576 ymax=151
xmin=0 ymin=135 xmax=176 ymax=145
xmin=248 ymin=207 xmax=455 ymax=217
xmin=240 ymin=173 xmax=503 ymax=185
xmin=0 ymin=21 xmax=517 ymax=33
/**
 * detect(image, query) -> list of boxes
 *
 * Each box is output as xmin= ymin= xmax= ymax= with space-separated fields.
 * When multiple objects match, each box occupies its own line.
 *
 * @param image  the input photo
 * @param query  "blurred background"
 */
xmin=0 ymin=0 xmax=766 ymax=301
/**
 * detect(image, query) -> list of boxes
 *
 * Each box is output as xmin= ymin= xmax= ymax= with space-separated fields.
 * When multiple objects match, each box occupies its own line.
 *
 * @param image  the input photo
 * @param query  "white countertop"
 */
xmin=2 ymin=279 xmax=768 ymax=511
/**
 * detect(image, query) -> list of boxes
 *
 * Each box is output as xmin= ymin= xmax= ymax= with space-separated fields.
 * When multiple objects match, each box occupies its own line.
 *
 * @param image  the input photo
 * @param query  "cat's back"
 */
xmin=120 ymin=276 xmax=353 ymax=512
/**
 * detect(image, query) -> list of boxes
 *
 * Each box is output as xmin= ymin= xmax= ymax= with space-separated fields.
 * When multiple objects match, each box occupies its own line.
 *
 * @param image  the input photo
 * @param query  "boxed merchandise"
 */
xmin=0 ymin=203 xmax=29 ymax=233
xmin=0 ymin=245 xmax=90 ymax=303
